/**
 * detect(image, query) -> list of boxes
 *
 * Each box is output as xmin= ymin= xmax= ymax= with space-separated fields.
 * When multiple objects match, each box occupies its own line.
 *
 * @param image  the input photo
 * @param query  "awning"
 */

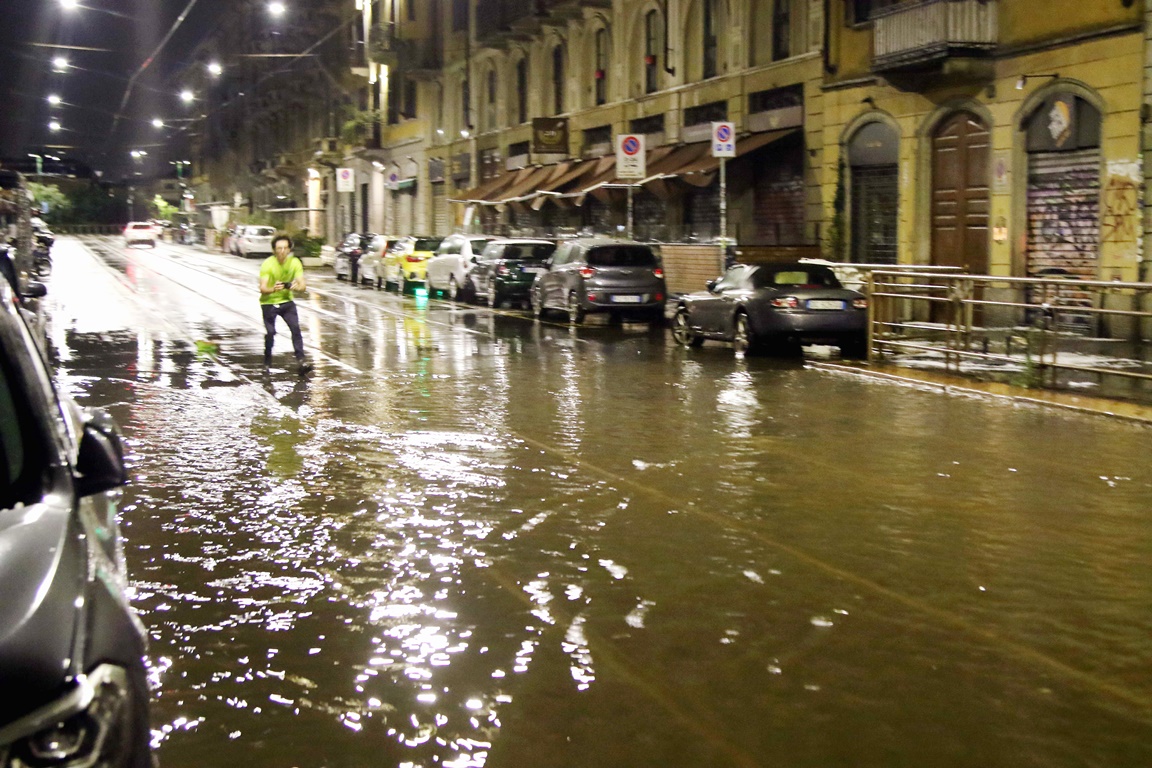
xmin=493 ymin=162 xmax=571 ymax=203
xmin=670 ymin=128 xmax=799 ymax=186
xmin=451 ymin=169 xmax=520 ymax=203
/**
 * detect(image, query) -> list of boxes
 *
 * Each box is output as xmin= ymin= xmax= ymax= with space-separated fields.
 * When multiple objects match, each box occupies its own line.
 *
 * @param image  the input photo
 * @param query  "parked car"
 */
xmin=384 ymin=236 xmax=443 ymax=293
xmin=334 ymin=232 xmax=376 ymax=283
xmin=426 ymin=234 xmax=497 ymax=301
xmin=671 ymin=262 xmax=868 ymax=357
xmin=470 ymin=238 xmax=556 ymax=308
xmin=360 ymin=235 xmax=398 ymax=289
xmin=123 ymin=221 xmax=157 ymax=247
xmin=529 ymin=238 xmax=666 ymax=325
xmin=235 ymin=225 xmax=277 ymax=258
xmin=0 ymin=277 xmax=152 ymax=767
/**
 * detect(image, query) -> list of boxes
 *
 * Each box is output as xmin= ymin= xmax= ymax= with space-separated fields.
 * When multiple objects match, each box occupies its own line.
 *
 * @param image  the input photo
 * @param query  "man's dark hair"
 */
xmin=272 ymin=234 xmax=294 ymax=250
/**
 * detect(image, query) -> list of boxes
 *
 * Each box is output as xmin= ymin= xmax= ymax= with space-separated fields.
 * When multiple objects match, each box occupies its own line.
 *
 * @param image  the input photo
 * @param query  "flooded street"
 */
xmin=41 ymin=236 xmax=1152 ymax=767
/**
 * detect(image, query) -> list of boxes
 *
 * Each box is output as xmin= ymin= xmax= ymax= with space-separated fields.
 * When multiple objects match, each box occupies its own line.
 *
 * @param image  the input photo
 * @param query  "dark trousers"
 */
xmin=262 ymin=301 xmax=305 ymax=362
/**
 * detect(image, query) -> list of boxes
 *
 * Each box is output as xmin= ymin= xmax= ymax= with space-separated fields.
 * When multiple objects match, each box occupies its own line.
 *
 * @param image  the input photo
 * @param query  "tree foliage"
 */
xmin=26 ymin=182 xmax=71 ymax=223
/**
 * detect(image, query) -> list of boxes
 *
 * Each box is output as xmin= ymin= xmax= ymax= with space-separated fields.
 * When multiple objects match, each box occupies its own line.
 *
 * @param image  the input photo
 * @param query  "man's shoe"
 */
xmin=297 ymin=359 xmax=314 ymax=375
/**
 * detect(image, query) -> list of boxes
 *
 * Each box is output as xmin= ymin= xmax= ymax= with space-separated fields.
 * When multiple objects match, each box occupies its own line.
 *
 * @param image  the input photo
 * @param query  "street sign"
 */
xmin=712 ymin=122 xmax=735 ymax=157
xmin=336 ymin=167 xmax=356 ymax=192
xmin=616 ymin=134 xmax=646 ymax=179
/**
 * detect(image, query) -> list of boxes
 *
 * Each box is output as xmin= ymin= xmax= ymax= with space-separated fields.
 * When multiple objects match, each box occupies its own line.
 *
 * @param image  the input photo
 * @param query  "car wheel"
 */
xmin=671 ymin=307 xmax=703 ymax=347
xmin=840 ymin=336 xmax=868 ymax=360
xmin=733 ymin=314 xmax=759 ymax=357
xmin=567 ymin=291 xmax=585 ymax=324
xmin=376 ymin=276 xmax=382 ymax=290
xmin=488 ymin=283 xmax=501 ymax=309
xmin=448 ymin=277 xmax=460 ymax=302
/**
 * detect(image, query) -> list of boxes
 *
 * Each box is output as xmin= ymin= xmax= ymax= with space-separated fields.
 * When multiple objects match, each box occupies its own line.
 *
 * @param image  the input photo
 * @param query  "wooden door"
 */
xmin=931 ymin=112 xmax=990 ymax=274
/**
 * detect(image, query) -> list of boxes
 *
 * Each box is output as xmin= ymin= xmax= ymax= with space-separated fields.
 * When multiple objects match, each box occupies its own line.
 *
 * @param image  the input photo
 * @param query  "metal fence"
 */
xmin=866 ymin=270 xmax=1152 ymax=400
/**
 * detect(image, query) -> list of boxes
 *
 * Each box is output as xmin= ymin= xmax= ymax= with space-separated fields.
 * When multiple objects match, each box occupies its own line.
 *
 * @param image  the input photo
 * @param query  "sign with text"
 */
xmin=712 ymin=122 xmax=736 ymax=157
xmin=336 ymin=167 xmax=355 ymax=192
xmin=616 ymin=134 xmax=646 ymax=179
xmin=532 ymin=117 xmax=569 ymax=155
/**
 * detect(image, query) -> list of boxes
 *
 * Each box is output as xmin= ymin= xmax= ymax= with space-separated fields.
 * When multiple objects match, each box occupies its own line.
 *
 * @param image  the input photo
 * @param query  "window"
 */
xmin=702 ymin=0 xmax=718 ymax=79
xmin=516 ymin=58 xmax=528 ymax=124
xmin=644 ymin=10 xmax=659 ymax=94
xmin=594 ymin=28 xmax=608 ymax=106
xmin=630 ymin=114 xmax=664 ymax=134
xmin=407 ymin=0 xmax=416 ymax=21
xmin=684 ymin=100 xmax=727 ymax=127
xmin=552 ymin=44 xmax=565 ymax=115
xmin=452 ymin=0 xmax=467 ymax=31
xmin=772 ymin=0 xmax=790 ymax=61
xmin=403 ymin=80 xmax=417 ymax=119
xmin=484 ymin=68 xmax=497 ymax=130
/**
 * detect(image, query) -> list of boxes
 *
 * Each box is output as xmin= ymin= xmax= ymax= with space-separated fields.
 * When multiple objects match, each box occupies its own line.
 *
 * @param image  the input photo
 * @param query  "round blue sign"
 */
xmin=622 ymin=136 xmax=641 ymax=155
xmin=716 ymin=124 xmax=732 ymax=142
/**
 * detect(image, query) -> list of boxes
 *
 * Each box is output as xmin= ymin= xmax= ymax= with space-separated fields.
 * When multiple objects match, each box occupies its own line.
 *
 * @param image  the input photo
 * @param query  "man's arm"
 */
xmin=259 ymin=271 xmax=280 ymax=295
xmin=290 ymin=261 xmax=306 ymax=292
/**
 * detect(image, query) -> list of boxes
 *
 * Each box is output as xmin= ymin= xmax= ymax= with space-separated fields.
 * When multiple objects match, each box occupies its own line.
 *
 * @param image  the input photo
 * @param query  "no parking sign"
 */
xmin=616 ymin=134 xmax=646 ymax=179
xmin=712 ymin=122 xmax=735 ymax=157
xmin=336 ymin=167 xmax=355 ymax=192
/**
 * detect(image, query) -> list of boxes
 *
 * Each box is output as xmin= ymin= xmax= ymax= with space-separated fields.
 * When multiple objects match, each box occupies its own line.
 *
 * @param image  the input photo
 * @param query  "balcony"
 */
xmin=872 ymin=0 xmax=997 ymax=75
xmin=476 ymin=0 xmax=537 ymax=48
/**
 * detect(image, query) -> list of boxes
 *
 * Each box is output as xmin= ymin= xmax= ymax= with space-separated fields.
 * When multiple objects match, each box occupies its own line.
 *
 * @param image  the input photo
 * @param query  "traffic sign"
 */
xmin=712 ymin=122 xmax=735 ymax=158
xmin=336 ymin=167 xmax=355 ymax=192
xmin=616 ymin=134 xmax=646 ymax=179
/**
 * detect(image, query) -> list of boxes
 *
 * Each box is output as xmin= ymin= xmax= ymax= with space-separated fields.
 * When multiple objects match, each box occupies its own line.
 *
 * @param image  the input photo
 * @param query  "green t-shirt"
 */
xmin=259 ymin=255 xmax=304 ymax=305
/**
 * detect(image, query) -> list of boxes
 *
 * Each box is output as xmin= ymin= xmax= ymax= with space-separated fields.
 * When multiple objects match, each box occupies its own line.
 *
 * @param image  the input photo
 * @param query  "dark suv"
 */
xmin=530 ymin=238 xmax=666 ymax=324
xmin=0 ymin=280 xmax=151 ymax=767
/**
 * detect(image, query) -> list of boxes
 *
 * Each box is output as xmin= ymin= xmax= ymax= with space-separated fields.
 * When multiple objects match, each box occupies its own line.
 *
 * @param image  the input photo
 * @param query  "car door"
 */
xmin=539 ymin=242 xmax=573 ymax=308
xmin=472 ymin=243 xmax=500 ymax=295
xmin=694 ymin=265 xmax=751 ymax=335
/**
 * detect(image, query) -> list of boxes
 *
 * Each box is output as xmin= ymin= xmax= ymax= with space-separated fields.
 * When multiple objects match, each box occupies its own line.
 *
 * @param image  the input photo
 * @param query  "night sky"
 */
xmin=0 ymin=0 xmax=230 ymax=179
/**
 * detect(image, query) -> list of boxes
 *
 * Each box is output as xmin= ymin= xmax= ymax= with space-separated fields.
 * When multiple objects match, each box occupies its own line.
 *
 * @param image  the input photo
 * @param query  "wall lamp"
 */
xmin=1016 ymin=73 xmax=1059 ymax=90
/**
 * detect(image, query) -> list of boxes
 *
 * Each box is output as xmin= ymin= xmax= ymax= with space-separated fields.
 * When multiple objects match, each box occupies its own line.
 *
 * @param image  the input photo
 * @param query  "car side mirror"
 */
xmin=706 ymin=278 xmax=718 ymax=292
xmin=21 ymin=281 xmax=47 ymax=299
xmin=543 ymin=259 xmax=553 ymax=269
xmin=74 ymin=409 xmax=127 ymax=497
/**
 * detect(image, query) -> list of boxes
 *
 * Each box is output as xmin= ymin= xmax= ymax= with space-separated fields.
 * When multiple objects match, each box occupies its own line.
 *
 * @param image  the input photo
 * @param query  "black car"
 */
xmin=0 ymin=279 xmax=152 ymax=767
xmin=530 ymin=238 xmax=666 ymax=325
xmin=671 ymin=262 xmax=869 ymax=357
xmin=469 ymin=238 xmax=556 ymax=308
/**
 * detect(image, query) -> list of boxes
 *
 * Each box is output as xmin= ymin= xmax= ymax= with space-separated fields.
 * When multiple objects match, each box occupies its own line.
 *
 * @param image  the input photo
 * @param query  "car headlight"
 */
xmin=1 ymin=665 xmax=133 ymax=768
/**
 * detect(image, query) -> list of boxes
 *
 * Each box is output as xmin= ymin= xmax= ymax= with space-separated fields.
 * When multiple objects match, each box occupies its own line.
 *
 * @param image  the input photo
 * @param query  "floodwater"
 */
xmin=42 ymin=237 xmax=1152 ymax=767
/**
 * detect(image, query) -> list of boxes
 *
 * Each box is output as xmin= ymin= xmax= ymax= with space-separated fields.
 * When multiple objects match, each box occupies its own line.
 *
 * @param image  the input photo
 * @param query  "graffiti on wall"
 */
xmin=1101 ymin=159 xmax=1141 ymax=250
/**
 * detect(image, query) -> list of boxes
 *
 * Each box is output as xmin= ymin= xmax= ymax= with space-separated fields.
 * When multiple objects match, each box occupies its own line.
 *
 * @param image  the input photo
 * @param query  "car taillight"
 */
xmin=654 ymin=292 xmax=664 ymax=302
xmin=405 ymin=254 xmax=422 ymax=263
xmin=497 ymin=265 xmax=510 ymax=276
xmin=653 ymin=267 xmax=664 ymax=279
xmin=771 ymin=296 xmax=800 ymax=309
xmin=580 ymin=266 xmax=596 ymax=279
xmin=853 ymin=298 xmax=868 ymax=309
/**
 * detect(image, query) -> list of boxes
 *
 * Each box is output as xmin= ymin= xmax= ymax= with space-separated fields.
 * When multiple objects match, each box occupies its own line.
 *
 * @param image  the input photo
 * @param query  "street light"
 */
xmin=59 ymin=0 xmax=80 ymax=9
xmin=207 ymin=61 xmax=223 ymax=77
xmin=52 ymin=56 xmax=69 ymax=72
xmin=180 ymin=90 xmax=194 ymax=104
xmin=268 ymin=1 xmax=287 ymax=17
xmin=151 ymin=118 xmax=165 ymax=128
xmin=48 ymin=121 xmax=62 ymax=132
xmin=47 ymin=94 xmax=62 ymax=106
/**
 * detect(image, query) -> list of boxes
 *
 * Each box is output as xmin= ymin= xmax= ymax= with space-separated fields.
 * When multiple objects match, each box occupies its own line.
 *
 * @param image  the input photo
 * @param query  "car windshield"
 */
xmin=414 ymin=238 xmax=443 ymax=251
xmin=753 ymin=266 xmax=841 ymax=289
xmin=586 ymin=245 xmax=656 ymax=268
xmin=129 ymin=223 xmax=152 ymax=230
xmin=505 ymin=243 xmax=555 ymax=261
xmin=469 ymin=238 xmax=491 ymax=251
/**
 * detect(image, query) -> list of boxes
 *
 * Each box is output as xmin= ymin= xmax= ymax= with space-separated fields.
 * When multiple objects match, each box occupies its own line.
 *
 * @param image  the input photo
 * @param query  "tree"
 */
xmin=26 ymin=182 xmax=71 ymax=223
xmin=149 ymin=195 xmax=179 ymax=222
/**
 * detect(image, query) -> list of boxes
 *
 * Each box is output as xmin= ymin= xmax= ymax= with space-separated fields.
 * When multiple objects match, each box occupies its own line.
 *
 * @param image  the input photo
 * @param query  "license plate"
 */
xmin=807 ymin=299 xmax=845 ymax=310
xmin=521 ymin=267 xmax=544 ymax=274
xmin=611 ymin=294 xmax=643 ymax=303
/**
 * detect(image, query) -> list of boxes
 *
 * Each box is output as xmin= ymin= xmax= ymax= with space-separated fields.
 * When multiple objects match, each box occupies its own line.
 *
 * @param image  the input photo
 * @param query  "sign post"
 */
xmin=712 ymin=122 xmax=735 ymax=271
xmin=616 ymin=134 xmax=646 ymax=239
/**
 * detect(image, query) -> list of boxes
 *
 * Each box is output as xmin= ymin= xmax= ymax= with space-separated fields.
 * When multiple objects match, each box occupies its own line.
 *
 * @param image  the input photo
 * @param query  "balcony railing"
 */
xmin=872 ymin=0 xmax=998 ymax=73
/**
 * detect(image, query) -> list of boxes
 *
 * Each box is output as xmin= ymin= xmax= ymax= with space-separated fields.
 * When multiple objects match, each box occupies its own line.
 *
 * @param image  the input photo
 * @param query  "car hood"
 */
xmin=0 ymin=497 xmax=84 ymax=726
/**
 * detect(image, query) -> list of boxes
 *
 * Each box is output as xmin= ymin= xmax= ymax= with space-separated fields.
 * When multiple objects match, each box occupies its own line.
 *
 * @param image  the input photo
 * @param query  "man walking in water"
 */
xmin=259 ymin=234 xmax=313 ymax=374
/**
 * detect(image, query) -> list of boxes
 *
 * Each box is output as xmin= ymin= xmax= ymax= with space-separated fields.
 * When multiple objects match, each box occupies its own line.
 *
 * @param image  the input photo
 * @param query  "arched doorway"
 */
xmin=848 ymin=121 xmax=899 ymax=264
xmin=931 ymin=111 xmax=989 ymax=273
xmin=1023 ymin=94 xmax=1102 ymax=280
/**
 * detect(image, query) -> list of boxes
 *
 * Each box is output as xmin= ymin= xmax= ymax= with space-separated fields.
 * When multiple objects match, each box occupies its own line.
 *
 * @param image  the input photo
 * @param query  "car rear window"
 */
xmin=505 ymin=243 xmax=555 ymax=261
xmin=586 ymin=245 xmax=656 ymax=268
xmin=414 ymin=238 xmax=443 ymax=251
xmin=754 ymin=267 xmax=840 ymax=289
xmin=250 ymin=227 xmax=276 ymax=237
xmin=128 ymin=223 xmax=152 ymax=230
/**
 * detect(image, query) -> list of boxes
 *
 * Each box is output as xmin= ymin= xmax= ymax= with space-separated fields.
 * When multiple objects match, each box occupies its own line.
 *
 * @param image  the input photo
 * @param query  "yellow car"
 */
xmin=383 ymin=236 xmax=444 ymax=293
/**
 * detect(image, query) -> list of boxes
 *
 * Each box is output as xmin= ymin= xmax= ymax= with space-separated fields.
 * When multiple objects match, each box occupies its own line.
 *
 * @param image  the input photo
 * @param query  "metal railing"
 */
xmin=866 ymin=270 xmax=1152 ymax=399
xmin=873 ymin=0 xmax=998 ymax=70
